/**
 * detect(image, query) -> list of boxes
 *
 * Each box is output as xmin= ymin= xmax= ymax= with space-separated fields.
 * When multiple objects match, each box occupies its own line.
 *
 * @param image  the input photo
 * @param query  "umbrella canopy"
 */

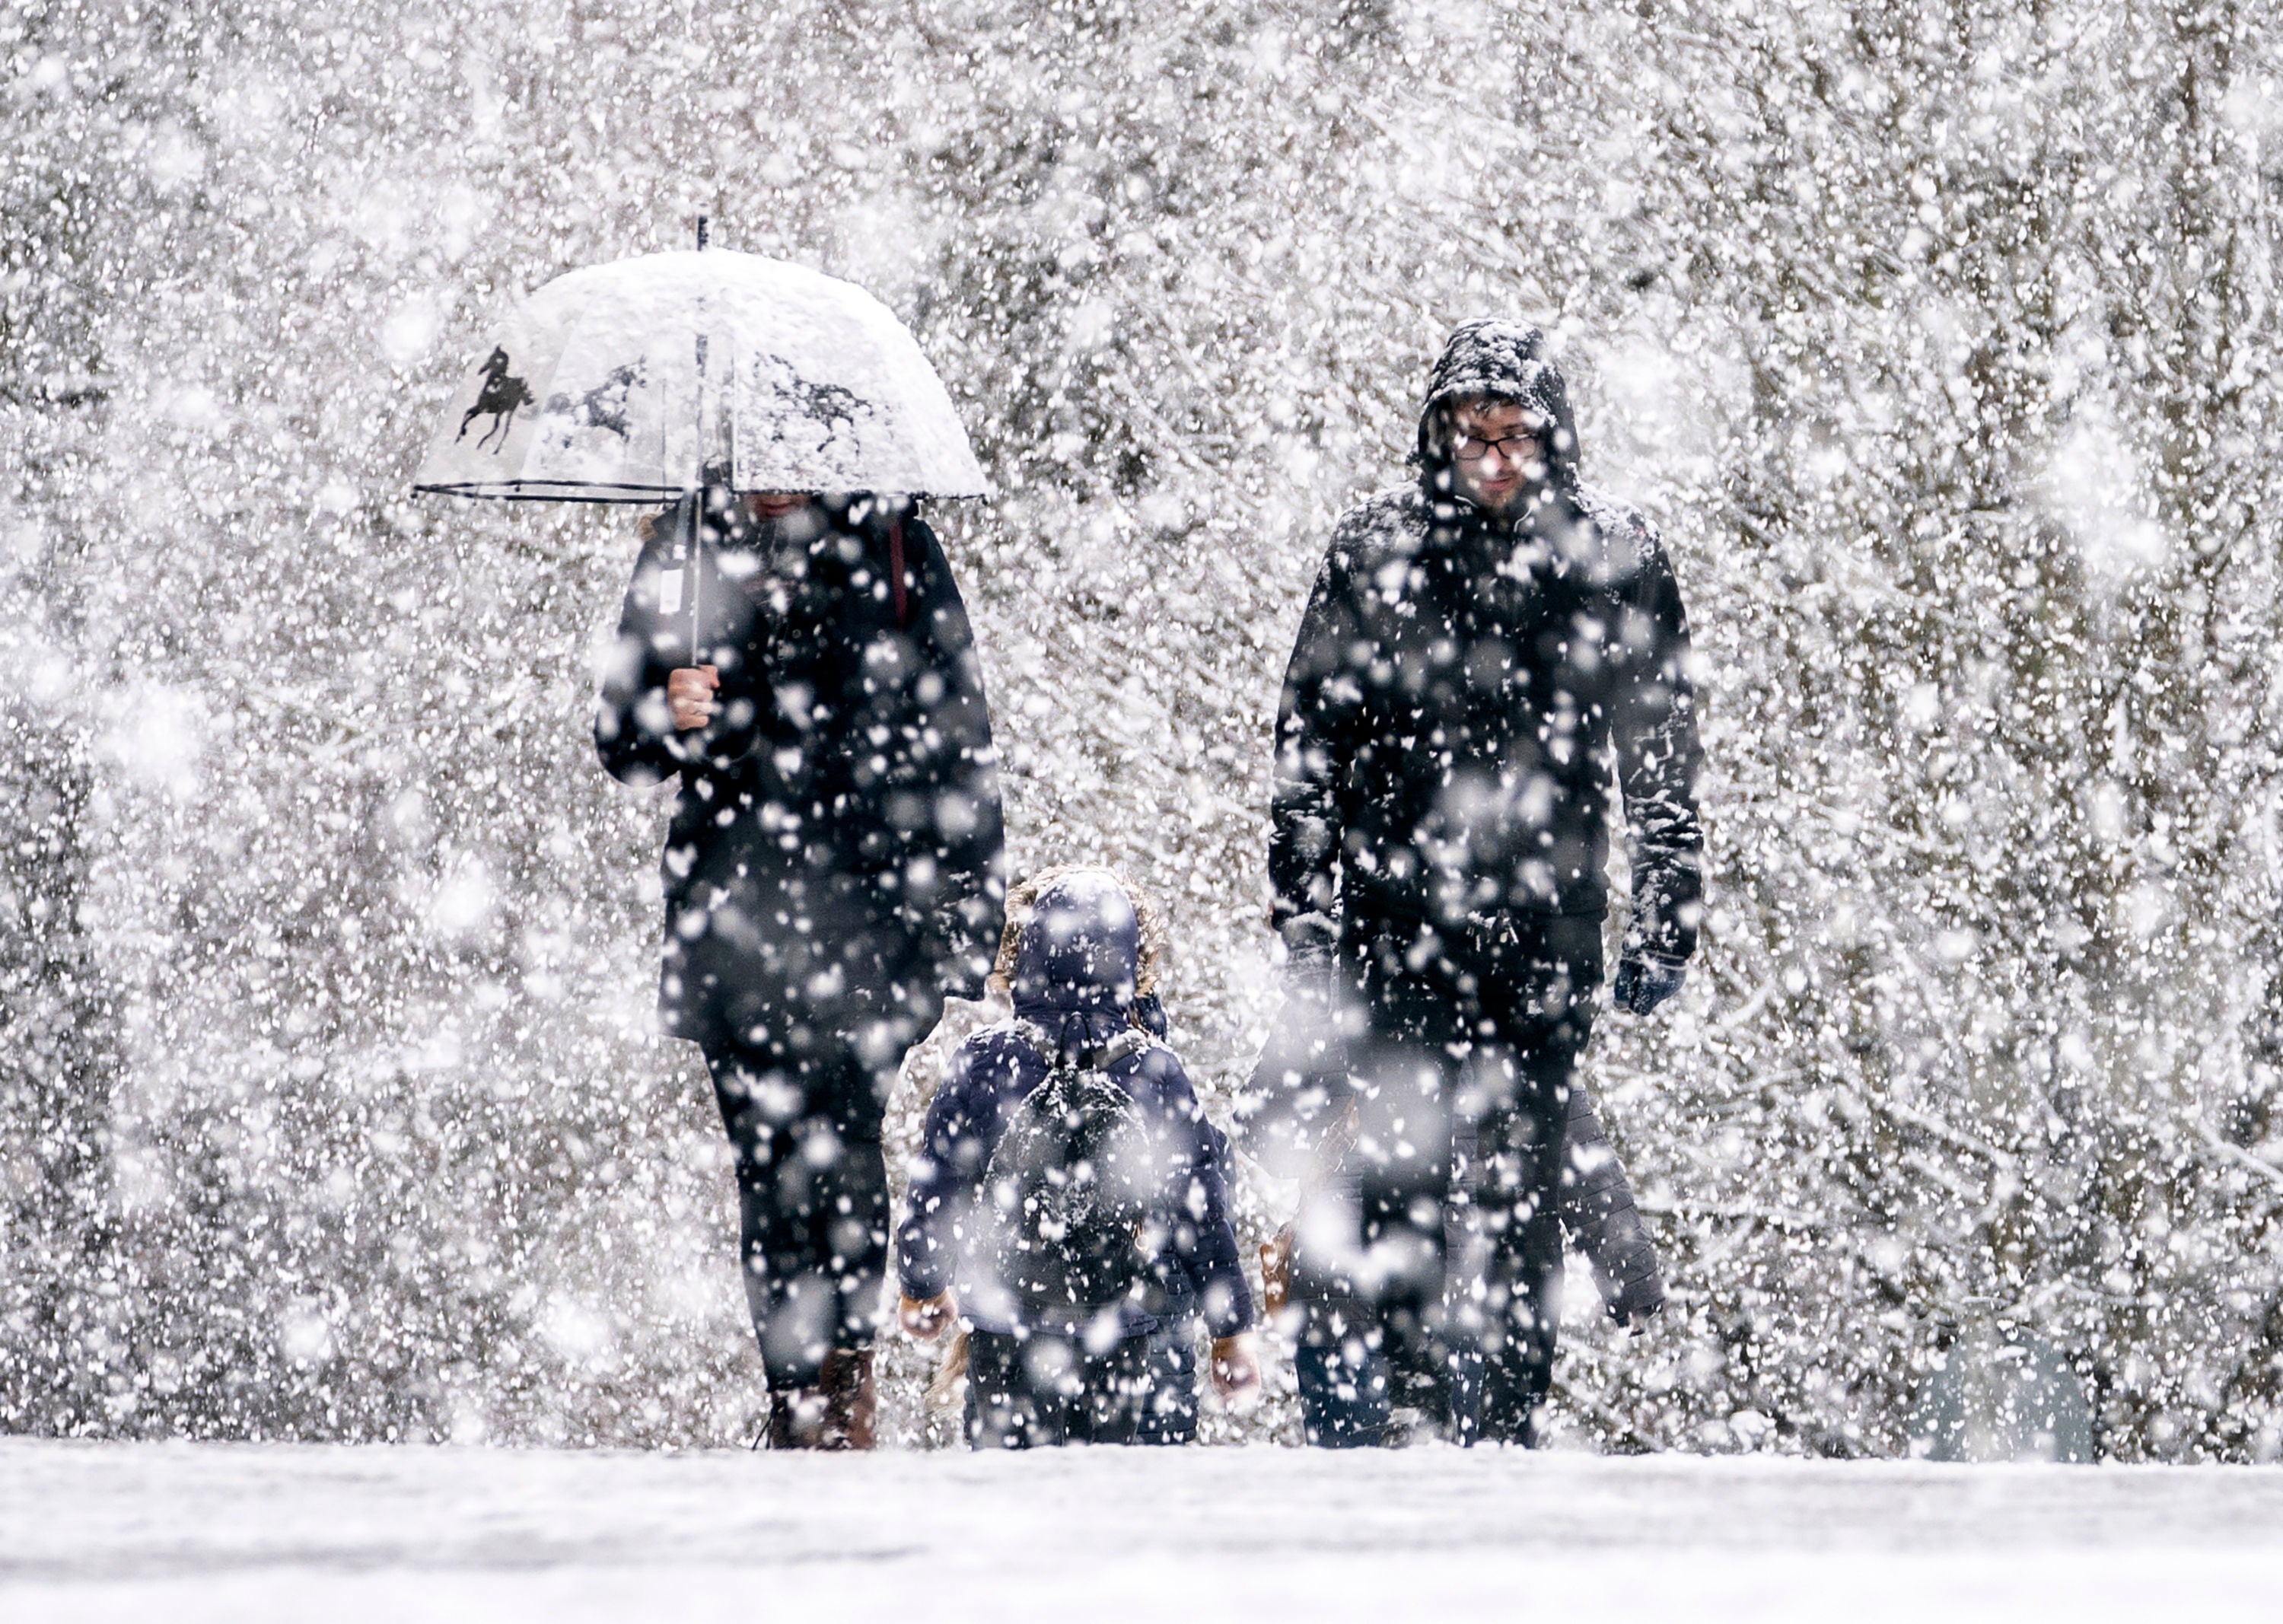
xmin=412 ymin=250 xmax=989 ymax=502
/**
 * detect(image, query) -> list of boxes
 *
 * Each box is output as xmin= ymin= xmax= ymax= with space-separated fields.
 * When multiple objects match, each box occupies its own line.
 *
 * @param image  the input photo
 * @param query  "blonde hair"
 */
xmin=987 ymin=862 xmax=1167 ymax=1004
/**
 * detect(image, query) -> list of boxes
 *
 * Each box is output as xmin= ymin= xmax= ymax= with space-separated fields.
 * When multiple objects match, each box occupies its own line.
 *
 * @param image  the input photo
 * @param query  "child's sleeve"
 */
xmin=1151 ymin=1052 xmax=1256 ymax=1339
xmin=896 ymin=1041 xmax=992 ymax=1302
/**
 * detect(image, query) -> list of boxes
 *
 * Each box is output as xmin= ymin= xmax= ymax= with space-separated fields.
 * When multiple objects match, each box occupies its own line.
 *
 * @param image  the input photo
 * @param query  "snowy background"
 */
xmin=5 ymin=0 xmax=2283 ymax=1458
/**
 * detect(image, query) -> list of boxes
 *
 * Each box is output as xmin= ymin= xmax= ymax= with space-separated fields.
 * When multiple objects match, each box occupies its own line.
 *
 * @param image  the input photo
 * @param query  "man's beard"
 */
xmin=1463 ymin=479 xmax=1536 ymax=520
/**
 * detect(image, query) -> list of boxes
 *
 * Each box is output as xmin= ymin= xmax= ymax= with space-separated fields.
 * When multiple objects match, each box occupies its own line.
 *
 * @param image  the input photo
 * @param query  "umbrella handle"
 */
xmin=673 ymin=490 xmax=712 ymax=763
xmin=687 ymin=490 xmax=703 ymax=666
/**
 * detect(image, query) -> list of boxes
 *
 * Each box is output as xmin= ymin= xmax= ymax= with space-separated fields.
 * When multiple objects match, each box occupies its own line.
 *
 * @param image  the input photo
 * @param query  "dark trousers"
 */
xmin=1294 ymin=912 xmax=1601 ymax=1447
xmin=1296 ymin=1336 xmax=1482 ymax=1447
xmin=964 ymin=1328 xmax=1157 ymax=1449
xmin=701 ymin=1033 xmax=891 ymax=1391
xmin=1135 ymin=1322 xmax=1201 ymax=1446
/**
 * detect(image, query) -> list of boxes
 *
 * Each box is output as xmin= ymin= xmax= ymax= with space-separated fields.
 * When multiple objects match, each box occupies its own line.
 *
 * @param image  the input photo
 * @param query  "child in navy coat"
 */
xmin=896 ymin=867 xmax=1259 ymax=1447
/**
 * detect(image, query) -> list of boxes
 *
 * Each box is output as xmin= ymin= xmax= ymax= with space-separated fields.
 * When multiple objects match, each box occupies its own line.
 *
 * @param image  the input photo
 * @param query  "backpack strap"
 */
xmin=888 ymin=518 xmax=910 ymax=629
xmin=1014 ymin=1016 xmax=1150 ymax=1073
xmin=1094 ymin=1028 xmax=1150 ymax=1068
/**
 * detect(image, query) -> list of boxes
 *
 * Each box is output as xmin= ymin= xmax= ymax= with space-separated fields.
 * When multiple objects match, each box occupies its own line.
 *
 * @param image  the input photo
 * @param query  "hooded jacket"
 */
xmin=1269 ymin=320 xmax=1703 ymax=960
xmin=896 ymin=872 xmax=1255 ymax=1339
xmin=595 ymin=494 xmax=1006 ymax=1052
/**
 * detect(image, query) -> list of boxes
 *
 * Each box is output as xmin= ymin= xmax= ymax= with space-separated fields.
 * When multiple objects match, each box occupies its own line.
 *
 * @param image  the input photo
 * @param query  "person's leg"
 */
xmin=1474 ymin=919 xmax=1601 ymax=1446
xmin=1438 ymin=1119 xmax=1489 ymax=1446
xmin=777 ymin=1033 xmax=889 ymax=1447
xmin=700 ymin=1043 xmax=795 ymax=1363
xmin=1282 ymin=922 xmax=1468 ymax=1449
xmin=1440 ymin=1336 xmax=1484 ymax=1444
xmin=965 ymin=1330 xmax=1049 ymax=1450
xmin=1071 ymin=1335 xmax=1152 ymax=1446
xmin=1294 ymin=1301 xmax=1393 ymax=1447
xmin=1012 ymin=1330 xmax=1086 ymax=1445
xmin=1348 ymin=924 xmax=1475 ymax=1409
xmin=796 ymin=1033 xmax=892 ymax=1371
xmin=1134 ymin=1322 xmax=1199 ymax=1446
xmin=1475 ymin=1108 xmax=1566 ymax=1446
xmin=702 ymin=1031 xmax=889 ymax=1442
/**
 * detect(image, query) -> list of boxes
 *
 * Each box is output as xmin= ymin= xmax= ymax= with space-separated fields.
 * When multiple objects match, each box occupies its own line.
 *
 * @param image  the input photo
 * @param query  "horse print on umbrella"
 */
xmin=543 ymin=361 xmax=645 ymax=444
xmin=457 ymin=347 xmax=535 ymax=452
xmin=747 ymin=351 xmax=877 ymax=478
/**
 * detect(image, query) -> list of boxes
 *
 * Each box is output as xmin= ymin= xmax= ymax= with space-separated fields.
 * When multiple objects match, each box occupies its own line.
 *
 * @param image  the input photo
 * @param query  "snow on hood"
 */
xmin=1008 ymin=870 xmax=1142 ymax=1019
xmin=1414 ymin=318 xmax=1581 ymax=496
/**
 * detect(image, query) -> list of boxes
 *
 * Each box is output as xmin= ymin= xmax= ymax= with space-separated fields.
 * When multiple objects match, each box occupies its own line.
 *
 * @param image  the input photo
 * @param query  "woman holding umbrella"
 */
xmin=418 ymin=247 xmax=1005 ymax=1448
xmin=595 ymin=482 xmax=1003 ymax=1450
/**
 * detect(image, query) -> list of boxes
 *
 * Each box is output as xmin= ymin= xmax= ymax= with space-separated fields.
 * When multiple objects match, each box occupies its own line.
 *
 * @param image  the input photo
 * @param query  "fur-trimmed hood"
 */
xmin=989 ymin=864 xmax=1166 ymax=1003
xmin=1008 ymin=870 xmax=1141 ymax=1017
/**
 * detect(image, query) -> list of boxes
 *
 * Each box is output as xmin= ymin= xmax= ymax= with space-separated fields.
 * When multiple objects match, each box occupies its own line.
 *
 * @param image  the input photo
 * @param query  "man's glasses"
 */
xmin=1450 ymin=430 xmax=1543 ymax=463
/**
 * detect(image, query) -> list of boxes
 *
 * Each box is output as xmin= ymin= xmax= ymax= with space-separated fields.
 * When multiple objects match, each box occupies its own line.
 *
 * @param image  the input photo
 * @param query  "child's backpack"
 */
xmin=985 ymin=1023 xmax=1161 ymax=1331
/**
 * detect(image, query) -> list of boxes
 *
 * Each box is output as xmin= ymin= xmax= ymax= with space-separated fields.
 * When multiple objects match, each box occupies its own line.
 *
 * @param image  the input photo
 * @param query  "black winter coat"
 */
xmin=1269 ymin=321 xmax=1703 ymax=960
xmin=595 ymin=495 xmax=1005 ymax=1052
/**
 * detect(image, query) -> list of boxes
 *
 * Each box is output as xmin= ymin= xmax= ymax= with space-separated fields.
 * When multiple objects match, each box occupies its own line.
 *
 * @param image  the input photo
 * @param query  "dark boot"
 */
xmin=763 ymin=1351 xmax=875 ymax=1450
xmin=765 ymin=1387 xmax=828 ymax=1450
xmin=817 ymin=1348 xmax=877 ymax=1450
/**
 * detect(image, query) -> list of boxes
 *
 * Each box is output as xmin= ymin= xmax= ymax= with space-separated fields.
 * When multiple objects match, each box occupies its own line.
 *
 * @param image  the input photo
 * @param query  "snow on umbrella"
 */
xmin=413 ymin=247 xmax=988 ymax=503
xmin=412 ymin=240 xmax=987 ymax=658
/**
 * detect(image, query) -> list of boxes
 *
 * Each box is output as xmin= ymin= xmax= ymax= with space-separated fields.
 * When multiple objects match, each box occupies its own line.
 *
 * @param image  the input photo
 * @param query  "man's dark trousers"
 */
xmin=1297 ymin=910 xmax=1602 ymax=1446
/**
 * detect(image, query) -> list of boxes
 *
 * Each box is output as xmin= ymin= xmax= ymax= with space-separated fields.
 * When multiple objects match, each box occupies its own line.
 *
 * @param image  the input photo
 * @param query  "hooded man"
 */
xmin=1247 ymin=320 xmax=1702 ymax=1447
xmin=597 ymin=488 xmax=1005 ymax=1448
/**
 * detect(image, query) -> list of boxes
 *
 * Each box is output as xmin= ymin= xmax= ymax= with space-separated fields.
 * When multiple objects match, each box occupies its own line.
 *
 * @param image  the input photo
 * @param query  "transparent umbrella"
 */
xmin=412 ymin=228 xmax=987 ymax=650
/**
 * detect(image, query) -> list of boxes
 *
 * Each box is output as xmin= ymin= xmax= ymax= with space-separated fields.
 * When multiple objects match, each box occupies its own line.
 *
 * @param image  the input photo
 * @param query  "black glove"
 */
xmin=1612 ymin=951 xmax=1686 ymax=1016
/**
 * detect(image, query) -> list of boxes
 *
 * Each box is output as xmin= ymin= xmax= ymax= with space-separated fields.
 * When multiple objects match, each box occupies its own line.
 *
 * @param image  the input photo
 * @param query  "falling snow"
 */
xmin=5 ymin=0 xmax=2283 ymax=1470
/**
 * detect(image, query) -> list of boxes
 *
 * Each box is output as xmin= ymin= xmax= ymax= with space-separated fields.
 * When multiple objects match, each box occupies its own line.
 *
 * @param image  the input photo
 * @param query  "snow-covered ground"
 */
xmin=3 ymin=1441 xmax=2280 ymax=1622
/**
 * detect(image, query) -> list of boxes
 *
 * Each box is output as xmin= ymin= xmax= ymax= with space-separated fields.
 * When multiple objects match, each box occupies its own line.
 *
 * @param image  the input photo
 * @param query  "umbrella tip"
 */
xmin=696 ymin=215 xmax=708 ymax=251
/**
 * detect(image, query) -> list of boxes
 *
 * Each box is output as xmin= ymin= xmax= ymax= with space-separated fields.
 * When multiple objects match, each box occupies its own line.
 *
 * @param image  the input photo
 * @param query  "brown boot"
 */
xmin=817 ymin=1349 xmax=877 ymax=1450
xmin=765 ymin=1387 xmax=828 ymax=1450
